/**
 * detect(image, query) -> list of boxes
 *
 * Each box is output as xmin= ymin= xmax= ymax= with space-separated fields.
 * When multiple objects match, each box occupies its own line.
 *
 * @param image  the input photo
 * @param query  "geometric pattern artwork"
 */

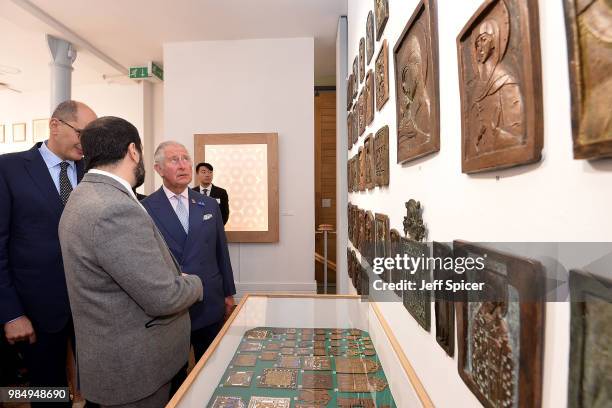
xmin=204 ymin=144 xmax=268 ymax=232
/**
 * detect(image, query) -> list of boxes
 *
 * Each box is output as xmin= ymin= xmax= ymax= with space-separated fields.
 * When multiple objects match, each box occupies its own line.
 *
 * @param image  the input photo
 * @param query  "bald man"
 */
xmin=0 ymin=100 xmax=97 ymax=406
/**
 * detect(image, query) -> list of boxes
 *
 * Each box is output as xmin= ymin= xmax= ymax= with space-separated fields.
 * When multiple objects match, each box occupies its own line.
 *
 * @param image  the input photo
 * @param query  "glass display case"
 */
xmin=167 ymin=294 xmax=432 ymax=408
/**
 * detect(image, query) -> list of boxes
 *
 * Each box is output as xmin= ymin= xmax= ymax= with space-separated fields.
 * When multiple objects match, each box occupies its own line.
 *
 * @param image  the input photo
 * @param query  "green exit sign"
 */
xmin=129 ymin=62 xmax=163 ymax=81
xmin=129 ymin=66 xmax=149 ymax=79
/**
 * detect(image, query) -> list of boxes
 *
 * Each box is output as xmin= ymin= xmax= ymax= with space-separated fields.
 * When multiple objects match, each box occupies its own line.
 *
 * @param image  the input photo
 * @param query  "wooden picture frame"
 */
xmin=394 ymin=0 xmax=440 ymax=164
xmin=375 ymin=39 xmax=390 ymax=111
xmin=12 ymin=123 xmax=26 ymax=143
xmin=457 ymin=0 xmax=543 ymax=173
xmin=568 ymin=269 xmax=612 ymax=407
xmin=194 ymin=133 xmax=279 ymax=243
xmin=564 ymin=0 xmax=612 ymax=159
xmin=454 ymin=240 xmax=545 ymax=408
xmin=374 ymin=0 xmax=389 ymax=41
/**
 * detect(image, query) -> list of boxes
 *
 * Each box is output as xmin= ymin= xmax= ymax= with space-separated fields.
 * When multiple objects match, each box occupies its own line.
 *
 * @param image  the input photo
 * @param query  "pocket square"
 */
xmin=203 ymin=213 xmax=213 ymax=221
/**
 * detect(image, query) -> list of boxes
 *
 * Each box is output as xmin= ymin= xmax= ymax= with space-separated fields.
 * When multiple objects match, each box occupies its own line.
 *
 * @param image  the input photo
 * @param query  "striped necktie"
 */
xmin=59 ymin=162 xmax=72 ymax=206
xmin=174 ymin=195 xmax=189 ymax=234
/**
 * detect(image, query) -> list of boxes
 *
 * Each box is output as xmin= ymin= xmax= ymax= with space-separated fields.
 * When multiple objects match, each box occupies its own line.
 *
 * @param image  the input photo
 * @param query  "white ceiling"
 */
xmin=0 ymin=0 xmax=347 ymax=92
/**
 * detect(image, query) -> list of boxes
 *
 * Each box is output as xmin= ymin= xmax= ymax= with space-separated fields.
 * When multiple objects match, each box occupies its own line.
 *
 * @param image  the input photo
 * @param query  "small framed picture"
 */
xmin=0 ymin=124 xmax=5 ymax=143
xmin=12 ymin=123 xmax=26 ymax=142
xmin=33 ymin=118 xmax=50 ymax=142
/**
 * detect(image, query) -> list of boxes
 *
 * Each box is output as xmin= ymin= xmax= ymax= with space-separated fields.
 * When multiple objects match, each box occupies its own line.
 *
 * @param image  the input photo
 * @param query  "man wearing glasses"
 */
xmin=0 ymin=100 xmax=97 ymax=406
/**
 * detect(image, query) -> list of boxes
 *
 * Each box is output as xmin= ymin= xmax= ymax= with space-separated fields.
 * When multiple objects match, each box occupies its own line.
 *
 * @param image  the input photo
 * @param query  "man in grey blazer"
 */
xmin=59 ymin=117 xmax=203 ymax=408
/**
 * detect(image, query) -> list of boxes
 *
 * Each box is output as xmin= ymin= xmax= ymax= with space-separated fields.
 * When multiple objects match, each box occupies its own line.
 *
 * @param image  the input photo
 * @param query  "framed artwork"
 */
xmin=352 ymin=57 xmax=359 ymax=99
xmin=347 ymin=75 xmax=354 ymax=111
xmin=457 ymin=0 xmax=543 ymax=173
xmin=358 ymin=90 xmax=366 ymax=137
xmin=366 ymin=10 xmax=375 ymax=64
xmin=32 ymin=118 xmax=50 ymax=143
xmin=359 ymin=38 xmax=366 ymax=83
xmin=0 ymin=124 xmax=5 ymax=143
xmin=352 ymin=106 xmax=359 ymax=146
xmin=454 ymin=241 xmax=545 ymax=408
xmin=347 ymin=111 xmax=353 ymax=150
xmin=374 ymin=213 xmax=390 ymax=273
xmin=358 ymin=146 xmax=365 ymax=191
xmin=194 ymin=133 xmax=279 ymax=243
xmin=364 ymin=211 xmax=375 ymax=265
xmin=365 ymin=70 xmax=375 ymax=125
xmin=568 ymin=269 xmax=612 ymax=407
xmin=375 ymin=39 xmax=390 ymax=111
xmin=12 ymin=123 xmax=26 ymax=142
xmin=364 ymin=133 xmax=375 ymax=189
xmin=394 ymin=0 xmax=440 ymax=164
xmin=564 ymin=0 xmax=612 ymax=159
xmin=374 ymin=125 xmax=390 ymax=187
xmin=374 ymin=0 xmax=389 ymax=41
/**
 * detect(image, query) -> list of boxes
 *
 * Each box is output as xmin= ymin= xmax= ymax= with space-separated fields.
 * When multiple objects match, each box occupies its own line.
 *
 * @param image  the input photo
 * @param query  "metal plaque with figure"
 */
xmin=353 ymin=57 xmax=359 ymax=99
xmin=347 ymin=75 xmax=354 ymax=111
xmin=347 ymin=111 xmax=353 ymax=150
xmin=374 ymin=213 xmax=390 ymax=280
xmin=457 ymin=0 xmax=543 ymax=173
xmin=367 ymin=10 xmax=375 ymax=64
xmin=364 ymin=211 xmax=375 ymax=264
xmin=359 ymin=38 xmax=366 ymax=83
xmin=352 ymin=106 xmax=359 ymax=145
xmin=375 ymin=0 xmax=389 ymax=40
xmin=394 ymin=0 xmax=440 ymax=164
xmin=454 ymin=240 xmax=545 ymax=408
xmin=364 ymin=134 xmax=375 ymax=189
xmin=433 ymin=241 xmax=454 ymax=357
xmin=358 ymin=146 xmax=366 ymax=191
xmin=564 ymin=0 xmax=612 ymax=159
xmin=358 ymin=90 xmax=366 ymax=137
xmin=374 ymin=125 xmax=390 ymax=186
xmin=568 ymin=269 xmax=612 ymax=408
xmin=376 ymin=39 xmax=390 ymax=111
xmin=365 ymin=70 xmax=375 ymax=125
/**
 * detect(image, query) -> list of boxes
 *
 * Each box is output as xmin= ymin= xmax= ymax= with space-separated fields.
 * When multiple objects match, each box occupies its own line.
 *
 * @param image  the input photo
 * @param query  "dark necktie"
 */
xmin=204 ymin=188 xmax=209 ymax=196
xmin=59 ymin=161 xmax=73 ymax=205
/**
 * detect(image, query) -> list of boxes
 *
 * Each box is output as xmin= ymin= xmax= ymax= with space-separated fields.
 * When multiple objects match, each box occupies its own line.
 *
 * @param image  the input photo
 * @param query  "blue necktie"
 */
xmin=175 ymin=195 xmax=189 ymax=234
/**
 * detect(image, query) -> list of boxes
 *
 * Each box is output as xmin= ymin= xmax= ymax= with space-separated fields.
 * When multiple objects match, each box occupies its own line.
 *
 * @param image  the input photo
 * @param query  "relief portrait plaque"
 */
xmin=352 ymin=107 xmax=359 ymax=145
xmin=358 ymin=147 xmax=366 ymax=191
xmin=365 ymin=70 xmax=375 ymax=125
xmin=374 ymin=0 xmax=389 ymax=41
xmin=454 ymin=240 xmax=545 ymax=408
xmin=347 ymin=111 xmax=353 ymax=151
xmin=457 ymin=0 xmax=544 ymax=173
xmin=375 ymin=39 xmax=390 ymax=111
xmin=352 ymin=57 xmax=359 ymax=99
xmin=347 ymin=75 xmax=353 ymax=111
xmin=247 ymin=396 xmax=291 ymax=408
xmin=374 ymin=125 xmax=390 ymax=187
xmin=257 ymin=368 xmax=298 ymax=389
xmin=564 ymin=0 xmax=612 ymax=159
xmin=433 ymin=241 xmax=455 ymax=357
xmin=301 ymin=372 xmax=333 ymax=389
xmin=374 ymin=213 xmax=391 ymax=282
xmin=394 ymin=0 xmax=440 ymax=164
xmin=367 ymin=10 xmax=375 ymax=64
xmin=358 ymin=91 xmax=366 ymax=137
xmin=359 ymin=38 xmax=366 ymax=84
xmin=364 ymin=134 xmax=375 ymax=189
xmin=364 ymin=211 xmax=375 ymax=265
xmin=357 ymin=209 xmax=366 ymax=256
xmin=568 ymin=269 xmax=612 ymax=408
xmin=211 ymin=396 xmax=245 ymax=408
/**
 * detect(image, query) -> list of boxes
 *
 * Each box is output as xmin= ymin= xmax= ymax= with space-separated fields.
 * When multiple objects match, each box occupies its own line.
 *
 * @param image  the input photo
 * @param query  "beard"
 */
xmin=133 ymin=156 xmax=146 ymax=188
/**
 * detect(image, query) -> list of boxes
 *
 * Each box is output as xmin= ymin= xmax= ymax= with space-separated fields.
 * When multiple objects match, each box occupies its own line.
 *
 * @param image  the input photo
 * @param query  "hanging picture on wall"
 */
xmin=12 ymin=123 xmax=26 ymax=142
xmin=365 ymin=70 xmax=375 ymax=125
xmin=364 ymin=134 xmax=375 ymax=189
xmin=457 ymin=0 xmax=543 ymax=173
xmin=358 ymin=146 xmax=365 ymax=191
xmin=358 ymin=90 xmax=366 ymax=137
xmin=352 ymin=107 xmax=359 ymax=146
xmin=352 ymin=57 xmax=359 ymax=99
xmin=347 ymin=111 xmax=353 ymax=150
xmin=374 ymin=125 xmax=389 ymax=187
xmin=0 ymin=125 xmax=5 ymax=143
xmin=375 ymin=39 xmax=390 ymax=111
xmin=359 ymin=38 xmax=366 ymax=83
xmin=374 ymin=0 xmax=389 ymax=41
xmin=366 ymin=11 xmax=375 ymax=64
xmin=564 ymin=0 xmax=612 ymax=159
xmin=374 ymin=213 xmax=390 ymax=275
xmin=347 ymin=75 xmax=354 ymax=111
xmin=32 ymin=119 xmax=50 ymax=143
xmin=454 ymin=240 xmax=545 ymax=408
xmin=364 ymin=211 xmax=375 ymax=265
xmin=433 ymin=241 xmax=454 ymax=357
xmin=567 ymin=269 xmax=612 ymax=408
xmin=394 ymin=0 xmax=440 ymax=164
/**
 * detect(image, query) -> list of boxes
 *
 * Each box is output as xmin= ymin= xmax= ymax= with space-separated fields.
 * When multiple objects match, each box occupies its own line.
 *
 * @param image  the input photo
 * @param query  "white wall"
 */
xmin=164 ymin=38 xmax=316 ymax=295
xmin=345 ymin=0 xmax=612 ymax=407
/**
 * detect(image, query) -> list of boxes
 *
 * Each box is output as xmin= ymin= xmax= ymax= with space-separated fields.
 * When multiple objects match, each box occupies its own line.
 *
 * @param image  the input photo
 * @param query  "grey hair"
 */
xmin=51 ymin=100 xmax=79 ymax=122
xmin=153 ymin=141 xmax=189 ymax=165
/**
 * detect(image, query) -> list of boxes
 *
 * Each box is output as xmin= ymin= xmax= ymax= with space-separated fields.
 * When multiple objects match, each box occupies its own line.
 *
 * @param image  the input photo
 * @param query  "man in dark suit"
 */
xmin=193 ymin=162 xmax=230 ymax=225
xmin=0 ymin=100 xmax=97 ymax=405
xmin=143 ymin=143 xmax=236 ymax=361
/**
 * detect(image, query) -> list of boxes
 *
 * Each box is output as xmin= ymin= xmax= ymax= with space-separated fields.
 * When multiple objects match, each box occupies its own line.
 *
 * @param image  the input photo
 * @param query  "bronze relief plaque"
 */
xmin=260 ymin=351 xmax=278 ymax=361
xmin=568 ymin=269 xmax=612 ymax=408
xmin=335 ymin=357 xmax=380 ymax=374
xmin=301 ymin=372 xmax=333 ymax=389
xmin=233 ymin=354 xmax=258 ymax=367
xmin=400 ymin=235 xmax=431 ymax=332
xmin=298 ymin=389 xmax=331 ymax=406
xmin=245 ymin=329 xmax=269 ymax=340
xmin=359 ymin=38 xmax=366 ymax=83
xmin=374 ymin=125 xmax=390 ymax=186
xmin=257 ymin=368 xmax=298 ymax=389
xmin=375 ymin=39 xmax=390 ymax=111
xmin=224 ymin=370 xmax=254 ymax=387
xmin=347 ymin=111 xmax=353 ymax=151
xmin=394 ymin=0 xmax=440 ymax=164
xmin=358 ymin=91 xmax=366 ymax=137
xmin=364 ymin=211 xmax=375 ymax=265
xmin=458 ymin=0 xmax=543 ymax=173
xmin=210 ymin=396 xmax=245 ymax=408
xmin=352 ymin=107 xmax=359 ymax=145
xmin=358 ymin=147 xmax=366 ymax=191
xmin=278 ymin=355 xmax=301 ymax=369
xmin=374 ymin=0 xmax=389 ymax=40
xmin=564 ymin=0 xmax=612 ymax=159
xmin=302 ymin=356 xmax=332 ymax=371
xmin=337 ymin=374 xmax=387 ymax=392
xmin=364 ymin=134 xmax=375 ymax=189
xmin=280 ymin=347 xmax=294 ymax=355
xmin=367 ymin=10 xmax=375 ymax=64
xmin=239 ymin=341 xmax=263 ymax=352
xmin=454 ymin=240 xmax=545 ymax=408
xmin=264 ymin=342 xmax=280 ymax=351
xmin=247 ymin=396 xmax=291 ymax=408
xmin=365 ymin=70 xmax=375 ymax=125
xmin=374 ymin=213 xmax=390 ymax=282
xmin=433 ymin=241 xmax=455 ymax=357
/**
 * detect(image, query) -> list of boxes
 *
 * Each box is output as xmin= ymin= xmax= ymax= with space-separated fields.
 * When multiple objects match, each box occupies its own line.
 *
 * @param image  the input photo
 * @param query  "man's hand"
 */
xmin=4 ymin=316 xmax=36 ymax=345
xmin=224 ymin=296 xmax=235 ymax=317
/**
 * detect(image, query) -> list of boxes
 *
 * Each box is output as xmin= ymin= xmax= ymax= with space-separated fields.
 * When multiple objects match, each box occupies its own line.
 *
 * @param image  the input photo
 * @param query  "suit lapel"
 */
xmin=147 ymin=189 xmax=187 ymax=250
xmin=23 ymin=144 xmax=63 ymax=218
xmin=183 ymin=189 xmax=204 ymax=256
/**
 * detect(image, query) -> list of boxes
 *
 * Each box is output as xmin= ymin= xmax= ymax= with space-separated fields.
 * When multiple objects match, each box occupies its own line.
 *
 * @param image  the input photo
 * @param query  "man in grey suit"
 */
xmin=58 ymin=117 xmax=203 ymax=408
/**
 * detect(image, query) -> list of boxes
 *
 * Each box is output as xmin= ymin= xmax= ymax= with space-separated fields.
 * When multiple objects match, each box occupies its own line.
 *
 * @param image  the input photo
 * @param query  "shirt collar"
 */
xmin=88 ymin=169 xmax=137 ymax=201
xmin=162 ymin=185 xmax=189 ymax=200
xmin=200 ymin=183 xmax=212 ymax=190
xmin=39 ymin=141 xmax=75 ymax=169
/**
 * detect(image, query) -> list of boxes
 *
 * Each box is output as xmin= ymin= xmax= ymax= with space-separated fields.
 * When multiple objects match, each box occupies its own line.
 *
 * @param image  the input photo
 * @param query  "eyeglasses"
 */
xmin=167 ymin=156 xmax=192 ymax=165
xmin=57 ymin=119 xmax=83 ymax=137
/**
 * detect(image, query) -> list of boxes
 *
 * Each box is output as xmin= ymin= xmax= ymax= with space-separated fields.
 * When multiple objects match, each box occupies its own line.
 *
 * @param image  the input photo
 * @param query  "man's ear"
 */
xmin=128 ymin=143 xmax=139 ymax=162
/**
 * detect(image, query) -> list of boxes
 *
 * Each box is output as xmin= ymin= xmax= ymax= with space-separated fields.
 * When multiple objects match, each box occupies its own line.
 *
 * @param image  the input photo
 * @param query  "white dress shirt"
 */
xmin=163 ymin=185 xmax=190 ymax=217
